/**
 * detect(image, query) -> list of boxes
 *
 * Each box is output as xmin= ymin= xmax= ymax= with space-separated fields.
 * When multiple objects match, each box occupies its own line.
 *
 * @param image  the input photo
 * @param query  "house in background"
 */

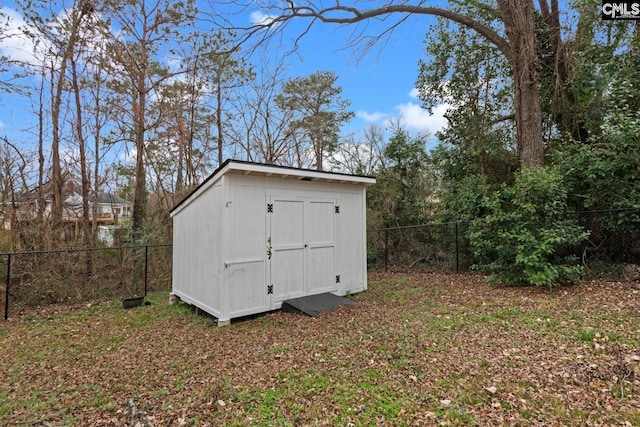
xmin=1 ymin=181 xmax=132 ymax=242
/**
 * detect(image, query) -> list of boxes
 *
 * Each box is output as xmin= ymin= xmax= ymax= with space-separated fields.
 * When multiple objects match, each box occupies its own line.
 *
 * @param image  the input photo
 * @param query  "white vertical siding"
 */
xmin=335 ymin=189 xmax=367 ymax=295
xmin=224 ymin=180 xmax=269 ymax=318
xmin=172 ymin=183 xmax=223 ymax=317
xmin=171 ymin=163 xmax=373 ymax=323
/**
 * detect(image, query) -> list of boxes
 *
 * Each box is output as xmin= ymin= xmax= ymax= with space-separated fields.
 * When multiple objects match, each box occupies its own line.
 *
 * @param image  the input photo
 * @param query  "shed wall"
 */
xmin=172 ymin=183 xmax=224 ymax=317
xmin=224 ymin=180 xmax=269 ymax=318
xmin=226 ymin=175 xmax=368 ymax=302
xmin=172 ymin=167 xmax=370 ymax=323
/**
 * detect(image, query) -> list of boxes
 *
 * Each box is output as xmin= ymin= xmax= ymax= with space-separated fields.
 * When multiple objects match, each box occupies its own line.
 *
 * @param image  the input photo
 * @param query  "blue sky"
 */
xmin=242 ymin=6 xmax=447 ymax=142
xmin=0 ymin=2 xmax=448 ymax=154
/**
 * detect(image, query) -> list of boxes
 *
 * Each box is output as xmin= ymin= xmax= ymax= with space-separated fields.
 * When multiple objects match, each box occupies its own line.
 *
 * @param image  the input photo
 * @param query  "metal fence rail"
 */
xmin=1 ymin=243 xmax=172 ymax=320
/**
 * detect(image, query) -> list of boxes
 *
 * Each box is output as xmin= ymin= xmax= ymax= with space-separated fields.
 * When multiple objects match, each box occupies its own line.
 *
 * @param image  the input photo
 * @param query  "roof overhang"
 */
xmin=170 ymin=159 xmax=376 ymax=217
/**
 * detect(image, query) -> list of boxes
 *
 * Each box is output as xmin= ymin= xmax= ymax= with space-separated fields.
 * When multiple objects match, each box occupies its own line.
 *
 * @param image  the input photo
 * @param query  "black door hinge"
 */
xmin=267 ymin=284 xmax=273 ymax=294
xmin=335 ymin=205 xmax=340 ymax=214
xmin=267 ymin=203 xmax=273 ymax=213
xmin=336 ymin=275 xmax=341 ymax=283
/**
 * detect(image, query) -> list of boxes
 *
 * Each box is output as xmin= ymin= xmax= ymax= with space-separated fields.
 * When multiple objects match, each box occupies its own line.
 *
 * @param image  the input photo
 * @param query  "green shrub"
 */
xmin=469 ymin=166 xmax=589 ymax=287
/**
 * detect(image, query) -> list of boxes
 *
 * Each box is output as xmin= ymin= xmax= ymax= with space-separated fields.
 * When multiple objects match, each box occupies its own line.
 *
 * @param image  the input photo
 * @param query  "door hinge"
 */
xmin=335 ymin=205 xmax=340 ymax=214
xmin=267 ymin=284 xmax=273 ymax=294
xmin=336 ymin=275 xmax=341 ymax=283
xmin=267 ymin=203 xmax=273 ymax=213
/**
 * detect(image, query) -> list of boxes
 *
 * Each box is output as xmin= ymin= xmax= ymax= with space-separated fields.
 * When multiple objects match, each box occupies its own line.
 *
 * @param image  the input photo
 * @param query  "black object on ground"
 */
xmin=282 ymin=293 xmax=358 ymax=317
xmin=122 ymin=296 xmax=144 ymax=309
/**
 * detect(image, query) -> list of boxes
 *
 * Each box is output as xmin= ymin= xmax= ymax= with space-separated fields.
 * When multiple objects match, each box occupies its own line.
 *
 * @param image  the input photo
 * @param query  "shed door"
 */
xmin=268 ymin=196 xmax=337 ymax=308
xmin=269 ymin=198 xmax=306 ymax=305
xmin=307 ymin=200 xmax=337 ymax=294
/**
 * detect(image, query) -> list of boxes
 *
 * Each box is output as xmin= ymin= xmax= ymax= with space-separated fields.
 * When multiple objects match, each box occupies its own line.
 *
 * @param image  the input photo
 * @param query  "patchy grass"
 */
xmin=1 ymin=272 xmax=640 ymax=426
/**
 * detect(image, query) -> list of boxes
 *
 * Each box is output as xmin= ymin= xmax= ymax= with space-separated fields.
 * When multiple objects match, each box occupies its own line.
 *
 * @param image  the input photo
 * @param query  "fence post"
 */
xmin=455 ymin=222 xmax=460 ymax=272
xmin=144 ymin=245 xmax=149 ymax=297
xmin=384 ymin=229 xmax=389 ymax=272
xmin=4 ymin=253 xmax=10 ymax=320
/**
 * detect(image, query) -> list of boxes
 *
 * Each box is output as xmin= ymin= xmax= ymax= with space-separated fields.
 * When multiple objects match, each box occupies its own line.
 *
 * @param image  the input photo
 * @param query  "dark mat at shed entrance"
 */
xmin=282 ymin=293 xmax=359 ymax=317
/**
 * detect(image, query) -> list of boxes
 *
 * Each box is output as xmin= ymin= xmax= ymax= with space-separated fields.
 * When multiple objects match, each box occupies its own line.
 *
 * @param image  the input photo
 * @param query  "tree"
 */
xmin=550 ymin=16 xmax=640 ymax=230
xmin=417 ymin=2 xmax=517 ymax=193
xmin=328 ymin=124 xmax=386 ymax=175
xmin=232 ymin=0 xmax=577 ymax=168
xmin=17 ymin=0 xmax=94 ymax=234
xmin=0 ymin=8 xmax=25 ymax=95
xmin=226 ymin=56 xmax=297 ymax=165
xmin=275 ymin=70 xmax=354 ymax=170
xmin=368 ymin=127 xmax=433 ymax=228
xmin=203 ymin=31 xmax=255 ymax=166
xmin=100 ymin=0 xmax=197 ymax=241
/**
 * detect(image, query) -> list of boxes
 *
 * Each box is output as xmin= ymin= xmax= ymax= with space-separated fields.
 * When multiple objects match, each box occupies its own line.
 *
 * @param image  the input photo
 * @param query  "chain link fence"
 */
xmin=1 ymin=244 xmax=172 ymax=320
xmin=367 ymin=208 xmax=640 ymax=276
xmin=367 ymin=222 xmax=472 ymax=273
xmin=2 ymin=208 xmax=638 ymax=320
xmin=574 ymin=208 xmax=640 ymax=277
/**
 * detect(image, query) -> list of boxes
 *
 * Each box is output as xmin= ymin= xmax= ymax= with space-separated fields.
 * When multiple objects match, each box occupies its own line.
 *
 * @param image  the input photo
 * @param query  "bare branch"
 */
xmin=202 ymin=1 xmax=511 ymax=64
xmin=489 ymin=113 xmax=515 ymax=125
xmin=237 ymin=2 xmax=511 ymax=62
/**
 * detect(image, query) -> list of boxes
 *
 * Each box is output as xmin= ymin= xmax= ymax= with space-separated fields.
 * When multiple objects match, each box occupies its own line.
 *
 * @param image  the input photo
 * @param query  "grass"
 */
xmin=1 ymin=272 xmax=639 ymax=425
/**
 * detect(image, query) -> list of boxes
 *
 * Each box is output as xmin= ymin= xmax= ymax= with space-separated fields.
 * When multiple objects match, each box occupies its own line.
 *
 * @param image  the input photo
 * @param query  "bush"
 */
xmin=469 ymin=166 xmax=589 ymax=287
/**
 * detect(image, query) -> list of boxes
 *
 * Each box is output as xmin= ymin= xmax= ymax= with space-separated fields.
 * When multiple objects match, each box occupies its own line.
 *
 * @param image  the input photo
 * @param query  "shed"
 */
xmin=169 ymin=159 xmax=376 ymax=325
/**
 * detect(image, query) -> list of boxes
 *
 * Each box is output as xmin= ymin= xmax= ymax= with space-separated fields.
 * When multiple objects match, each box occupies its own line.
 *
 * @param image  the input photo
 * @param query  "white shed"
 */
xmin=170 ymin=160 xmax=376 ymax=325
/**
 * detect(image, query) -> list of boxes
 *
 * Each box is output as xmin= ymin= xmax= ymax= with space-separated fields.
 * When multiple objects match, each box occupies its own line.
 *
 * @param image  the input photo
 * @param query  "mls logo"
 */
xmin=602 ymin=1 xmax=640 ymax=19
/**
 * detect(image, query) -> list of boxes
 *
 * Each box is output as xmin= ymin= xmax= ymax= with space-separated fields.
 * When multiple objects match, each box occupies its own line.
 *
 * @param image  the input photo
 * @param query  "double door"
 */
xmin=267 ymin=195 xmax=338 ymax=308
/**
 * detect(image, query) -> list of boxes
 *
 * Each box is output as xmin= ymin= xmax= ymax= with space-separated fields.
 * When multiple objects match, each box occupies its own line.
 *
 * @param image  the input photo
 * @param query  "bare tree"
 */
xmin=329 ymin=124 xmax=386 ymax=175
xmin=100 ymin=0 xmax=197 ymax=241
xmin=226 ymin=56 xmax=296 ymax=165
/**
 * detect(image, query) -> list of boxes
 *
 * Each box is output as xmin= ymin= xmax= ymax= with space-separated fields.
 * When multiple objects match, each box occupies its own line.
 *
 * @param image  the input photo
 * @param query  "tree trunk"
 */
xmin=314 ymin=129 xmax=323 ymax=171
xmin=50 ymin=61 xmax=65 ymax=234
xmin=497 ymin=0 xmax=545 ymax=167
xmin=71 ymin=56 xmax=93 ymax=277
xmin=132 ymin=92 xmax=147 ymax=242
xmin=216 ymin=77 xmax=224 ymax=166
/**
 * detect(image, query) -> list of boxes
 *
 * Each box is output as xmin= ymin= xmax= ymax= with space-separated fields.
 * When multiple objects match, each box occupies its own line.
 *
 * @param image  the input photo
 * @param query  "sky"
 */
xmin=0 ymin=2 xmax=448 ymax=160
xmin=246 ymin=9 xmax=447 ymax=141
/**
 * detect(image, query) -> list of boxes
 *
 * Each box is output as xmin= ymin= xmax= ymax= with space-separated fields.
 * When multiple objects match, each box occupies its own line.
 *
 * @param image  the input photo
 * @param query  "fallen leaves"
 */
xmin=1 ymin=271 xmax=639 ymax=425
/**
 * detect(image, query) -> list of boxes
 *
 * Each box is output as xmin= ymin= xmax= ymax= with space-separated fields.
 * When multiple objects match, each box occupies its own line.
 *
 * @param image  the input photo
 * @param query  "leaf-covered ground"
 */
xmin=1 ymin=272 xmax=639 ymax=426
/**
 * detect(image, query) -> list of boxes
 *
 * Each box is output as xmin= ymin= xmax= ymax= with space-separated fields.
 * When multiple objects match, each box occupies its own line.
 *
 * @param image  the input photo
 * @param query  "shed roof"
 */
xmin=170 ymin=159 xmax=376 ymax=216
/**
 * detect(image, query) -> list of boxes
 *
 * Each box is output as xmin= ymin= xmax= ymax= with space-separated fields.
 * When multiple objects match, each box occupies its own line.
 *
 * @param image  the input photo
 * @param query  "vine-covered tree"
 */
xmin=418 ymin=1 xmax=517 ymax=195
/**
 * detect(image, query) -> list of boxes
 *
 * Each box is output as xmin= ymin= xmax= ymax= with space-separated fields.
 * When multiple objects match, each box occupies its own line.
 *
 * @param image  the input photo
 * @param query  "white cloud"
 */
xmin=356 ymin=110 xmax=388 ymax=123
xmin=355 ymin=88 xmax=450 ymax=137
xmin=0 ymin=121 xmax=5 ymax=129
xmin=250 ymin=11 xmax=278 ymax=26
xmin=0 ymin=7 xmax=43 ymax=65
xmin=392 ymin=101 xmax=450 ymax=135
